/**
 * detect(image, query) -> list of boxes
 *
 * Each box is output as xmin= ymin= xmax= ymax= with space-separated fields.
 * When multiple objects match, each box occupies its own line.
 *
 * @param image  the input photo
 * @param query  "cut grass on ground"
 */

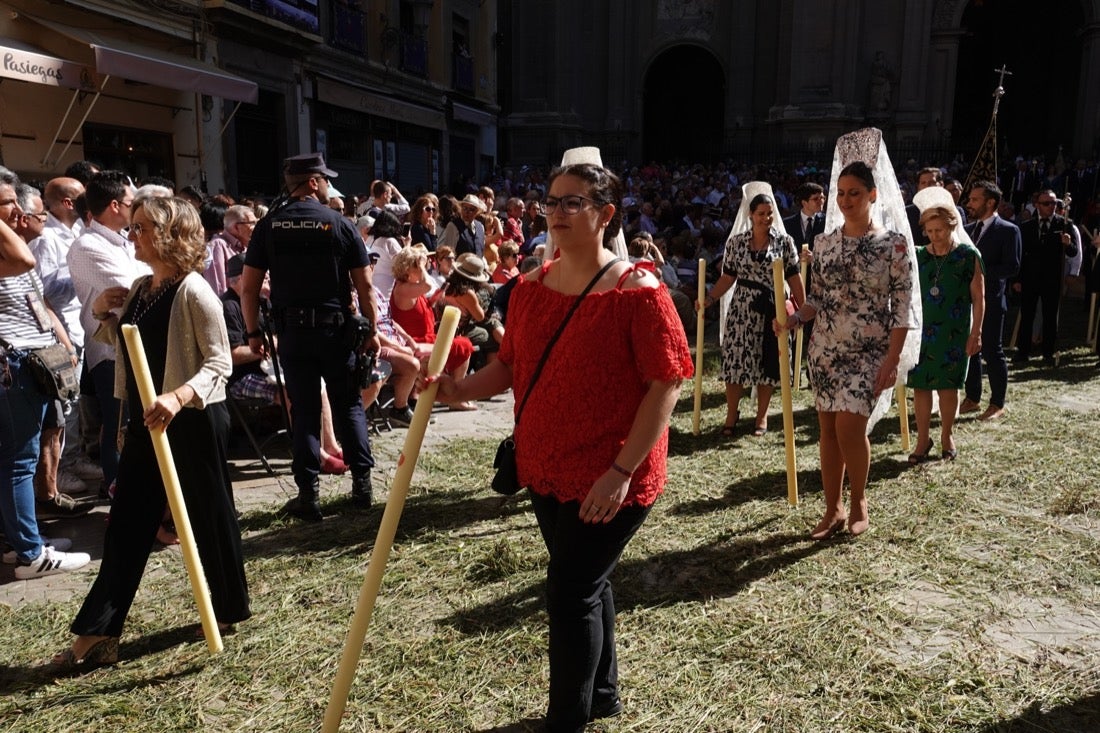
xmin=1 ymin=332 xmax=1099 ymax=732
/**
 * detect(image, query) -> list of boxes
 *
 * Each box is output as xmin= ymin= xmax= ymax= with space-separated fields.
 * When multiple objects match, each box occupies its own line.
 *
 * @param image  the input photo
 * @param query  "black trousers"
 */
xmin=71 ymin=403 xmax=250 ymax=637
xmin=965 ymin=302 xmax=1008 ymax=408
xmin=529 ymin=491 xmax=650 ymax=733
xmin=278 ymin=325 xmax=374 ymax=493
xmin=1017 ymin=280 xmax=1062 ymax=358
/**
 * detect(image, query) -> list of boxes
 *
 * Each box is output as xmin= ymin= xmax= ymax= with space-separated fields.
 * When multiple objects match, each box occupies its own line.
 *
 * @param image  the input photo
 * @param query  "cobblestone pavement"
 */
xmin=0 ymin=394 xmax=514 ymax=611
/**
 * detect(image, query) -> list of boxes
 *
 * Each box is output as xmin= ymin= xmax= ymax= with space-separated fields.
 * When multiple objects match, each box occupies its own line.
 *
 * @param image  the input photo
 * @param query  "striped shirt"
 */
xmin=0 ymin=271 xmax=57 ymax=350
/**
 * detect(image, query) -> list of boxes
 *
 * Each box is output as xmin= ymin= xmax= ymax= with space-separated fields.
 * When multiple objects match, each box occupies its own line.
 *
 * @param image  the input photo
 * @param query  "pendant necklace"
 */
xmin=131 ymin=275 xmax=182 ymax=324
xmin=928 ymin=246 xmax=952 ymax=298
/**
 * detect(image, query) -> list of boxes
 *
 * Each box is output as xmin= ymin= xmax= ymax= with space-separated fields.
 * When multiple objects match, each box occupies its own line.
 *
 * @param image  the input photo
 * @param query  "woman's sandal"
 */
xmin=752 ymin=423 xmax=768 ymax=437
xmin=941 ymin=447 xmax=958 ymax=461
xmin=720 ymin=412 xmax=740 ymax=437
xmin=810 ymin=517 xmax=847 ymax=541
xmin=47 ymin=636 xmax=119 ymax=674
xmin=907 ymin=438 xmax=935 ymax=465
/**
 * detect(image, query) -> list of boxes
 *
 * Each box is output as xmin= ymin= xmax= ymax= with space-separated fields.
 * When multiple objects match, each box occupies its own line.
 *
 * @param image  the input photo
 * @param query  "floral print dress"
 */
xmin=719 ymin=230 xmax=800 ymax=386
xmin=807 ymin=228 xmax=916 ymax=416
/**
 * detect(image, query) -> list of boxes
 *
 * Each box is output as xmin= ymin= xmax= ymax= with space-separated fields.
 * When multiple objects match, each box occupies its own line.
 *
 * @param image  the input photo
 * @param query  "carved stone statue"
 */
xmin=868 ymin=51 xmax=893 ymax=113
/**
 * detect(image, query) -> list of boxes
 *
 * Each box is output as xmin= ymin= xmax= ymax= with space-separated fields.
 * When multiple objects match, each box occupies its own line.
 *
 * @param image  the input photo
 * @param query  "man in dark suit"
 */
xmin=783 ymin=182 xmax=824 ymax=375
xmin=961 ymin=181 xmax=1021 ymax=421
xmin=1005 ymin=158 xmax=1036 ymax=211
xmin=1013 ymin=189 xmax=1078 ymax=367
xmin=782 ymin=182 xmax=825 ymax=248
xmin=905 ymin=168 xmax=967 ymax=246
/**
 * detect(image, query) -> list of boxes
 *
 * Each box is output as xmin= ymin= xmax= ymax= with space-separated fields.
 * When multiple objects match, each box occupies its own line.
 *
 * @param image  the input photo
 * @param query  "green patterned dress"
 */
xmin=907 ymin=242 xmax=984 ymax=390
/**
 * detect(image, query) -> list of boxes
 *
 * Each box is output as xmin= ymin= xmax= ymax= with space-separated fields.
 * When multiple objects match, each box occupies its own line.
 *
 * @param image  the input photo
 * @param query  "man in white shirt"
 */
xmin=68 ymin=171 xmax=147 ymax=496
xmin=357 ymin=179 xmax=411 ymax=219
xmin=28 ymin=177 xmax=100 ymax=503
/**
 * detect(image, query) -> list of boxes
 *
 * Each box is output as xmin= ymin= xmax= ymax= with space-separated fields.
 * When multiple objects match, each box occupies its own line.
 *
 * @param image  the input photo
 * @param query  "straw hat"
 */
xmin=453 ymin=253 xmax=490 ymax=282
xmin=458 ymin=194 xmax=487 ymax=213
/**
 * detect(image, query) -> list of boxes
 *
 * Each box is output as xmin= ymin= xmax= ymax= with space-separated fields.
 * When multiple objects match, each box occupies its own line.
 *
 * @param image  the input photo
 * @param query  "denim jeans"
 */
xmin=529 ymin=491 xmax=650 ymax=733
xmin=0 ymin=352 xmax=49 ymax=562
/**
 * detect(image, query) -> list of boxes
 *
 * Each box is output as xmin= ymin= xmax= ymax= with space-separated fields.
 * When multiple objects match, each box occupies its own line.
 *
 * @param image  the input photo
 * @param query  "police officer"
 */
xmin=240 ymin=153 xmax=380 ymax=521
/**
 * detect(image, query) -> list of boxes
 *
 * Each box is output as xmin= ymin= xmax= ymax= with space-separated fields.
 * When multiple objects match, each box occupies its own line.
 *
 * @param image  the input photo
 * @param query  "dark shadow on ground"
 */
xmin=974 ymin=690 xmax=1100 ymax=732
xmin=239 ymin=487 xmax=532 ymax=560
xmin=442 ymin=517 xmax=833 ymax=635
xmin=0 ymin=625 xmax=201 ymax=695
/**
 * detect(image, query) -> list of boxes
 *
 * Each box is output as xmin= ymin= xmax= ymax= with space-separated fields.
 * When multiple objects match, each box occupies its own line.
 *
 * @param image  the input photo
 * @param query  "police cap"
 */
xmin=284 ymin=152 xmax=339 ymax=178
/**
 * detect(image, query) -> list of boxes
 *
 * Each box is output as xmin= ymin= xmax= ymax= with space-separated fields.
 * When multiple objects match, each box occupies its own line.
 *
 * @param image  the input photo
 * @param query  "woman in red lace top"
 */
xmin=432 ymin=160 xmax=692 ymax=732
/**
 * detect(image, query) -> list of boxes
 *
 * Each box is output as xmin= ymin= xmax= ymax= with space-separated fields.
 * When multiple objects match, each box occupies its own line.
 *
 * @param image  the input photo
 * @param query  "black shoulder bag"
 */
xmin=492 ymin=258 xmax=620 ymax=495
xmin=2 ymin=274 xmax=79 ymax=402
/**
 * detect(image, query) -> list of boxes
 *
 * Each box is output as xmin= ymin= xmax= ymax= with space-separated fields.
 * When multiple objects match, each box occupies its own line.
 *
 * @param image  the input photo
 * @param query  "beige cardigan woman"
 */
xmin=95 ymin=272 xmax=231 ymax=408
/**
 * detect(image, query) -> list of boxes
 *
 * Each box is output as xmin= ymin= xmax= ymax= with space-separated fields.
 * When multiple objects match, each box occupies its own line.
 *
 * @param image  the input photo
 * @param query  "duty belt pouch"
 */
xmin=26 ymin=343 xmax=79 ymax=401
xmin=341 ymin=313 xmax=374 ymax=351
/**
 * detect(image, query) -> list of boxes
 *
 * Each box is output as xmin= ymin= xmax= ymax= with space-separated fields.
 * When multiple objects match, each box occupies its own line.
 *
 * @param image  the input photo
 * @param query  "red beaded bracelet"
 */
xmin=610 ymin=462 xmax=633 ymax=478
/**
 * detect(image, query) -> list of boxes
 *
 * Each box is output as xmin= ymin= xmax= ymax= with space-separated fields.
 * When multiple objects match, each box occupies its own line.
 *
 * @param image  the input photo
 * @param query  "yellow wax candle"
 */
xmin=772 ymin=260 xmax=798 ymax=507
xmin=120 ymin=325 xmax=221 ymax=653
xmin=693 ymin=258 xmax=705 ymax=435
xmin=323 ymin=306 xmax=461 ymax=732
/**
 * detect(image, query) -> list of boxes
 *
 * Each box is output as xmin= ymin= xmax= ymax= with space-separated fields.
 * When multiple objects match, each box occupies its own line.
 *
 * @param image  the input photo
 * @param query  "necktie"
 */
xmin=972 ymin=221 xmax=983 ymax=241
xmin=803 ymin=216 xmax=810 ymax=240
xmin=1040 ymin=220 xmax=1049 ymax=238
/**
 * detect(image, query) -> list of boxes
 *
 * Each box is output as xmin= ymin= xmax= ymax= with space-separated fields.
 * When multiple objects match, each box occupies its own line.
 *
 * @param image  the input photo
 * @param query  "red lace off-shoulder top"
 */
xmin=499 ymin=262 xmax=694 ymax=507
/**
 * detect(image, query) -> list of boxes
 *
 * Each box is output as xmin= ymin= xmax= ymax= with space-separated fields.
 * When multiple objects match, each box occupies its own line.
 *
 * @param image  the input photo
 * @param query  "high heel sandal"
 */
xmin=720 ymin=412 xmax=740 ymax=437
xmin=48 ymin=636 xmax=119 ymax=674
xmin=907 ymin=438 xmax=935 ymax=465
xmin=809 ymin=517 xmax=847 ymax=541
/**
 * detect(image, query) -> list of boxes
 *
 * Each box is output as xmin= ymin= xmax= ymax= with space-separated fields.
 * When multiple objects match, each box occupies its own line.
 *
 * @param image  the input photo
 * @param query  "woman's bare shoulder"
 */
xmin=618 ymin=263 xmax=660 ymax=291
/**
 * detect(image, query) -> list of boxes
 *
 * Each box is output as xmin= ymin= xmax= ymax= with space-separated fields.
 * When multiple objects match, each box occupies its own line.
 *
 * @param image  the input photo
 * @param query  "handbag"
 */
xmin=491 ymin=257 xmax=621 ymax=495
xmin=26 ymin=343 xmax=79 ymax=401
xmin=2 ymin=273 xmax=78 ymax=401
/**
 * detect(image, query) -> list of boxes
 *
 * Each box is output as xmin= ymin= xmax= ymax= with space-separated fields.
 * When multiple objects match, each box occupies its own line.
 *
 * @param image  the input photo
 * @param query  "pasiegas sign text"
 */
xmin=0 ymin=47 xmax=89 ymax=90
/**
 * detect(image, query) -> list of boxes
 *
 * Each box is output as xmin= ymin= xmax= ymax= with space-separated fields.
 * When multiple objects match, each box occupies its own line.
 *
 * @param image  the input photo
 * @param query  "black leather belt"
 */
xmin=276 ymin=307 xmax=345 ymax=329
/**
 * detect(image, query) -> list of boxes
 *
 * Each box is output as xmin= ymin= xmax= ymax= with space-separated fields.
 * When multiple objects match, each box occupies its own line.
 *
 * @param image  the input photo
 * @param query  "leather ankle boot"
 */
xmin=351 ymin=471 xmax=373 ymax=506
xmin=281 ymin=484 xmax=322 ymax=522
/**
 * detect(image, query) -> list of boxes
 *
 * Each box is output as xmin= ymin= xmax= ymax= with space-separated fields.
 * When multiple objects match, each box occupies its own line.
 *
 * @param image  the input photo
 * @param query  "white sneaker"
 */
xmin=57 ymin=471 xmax=91 ymax=495
xmin=14 ymin=545 xmax=90 ymax=579
xmin=68 ymin=457 xmax=104 ymax=482
xmin=2 ymin=537 xmax=73 ymax=564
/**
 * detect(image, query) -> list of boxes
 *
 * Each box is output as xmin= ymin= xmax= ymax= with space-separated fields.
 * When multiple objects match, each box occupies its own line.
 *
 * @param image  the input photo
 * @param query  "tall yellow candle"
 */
xmin=896 ymin=385 xmax=910 ymax=453
xmin=794 ymin=244 xmax=808 ymax=391
xmin=323 ymin=306 xmax=461 ymax=733
xmin=120 ymin=324 xmax=221 ymax=653
xmin=692 ymin=258 xmax=705 ymax=435
xmin=1087 ymin=292 xmax=1098 ymax=347
xmin=771 ymin=259 xmax=798 ymax=507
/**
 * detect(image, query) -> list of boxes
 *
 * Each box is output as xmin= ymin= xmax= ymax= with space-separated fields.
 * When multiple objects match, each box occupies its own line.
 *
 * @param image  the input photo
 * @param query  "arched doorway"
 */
xmin=642 ymin=45 xmax=724 ymax=163
xmin=952 ymin=0 xmax=1085 ymax=158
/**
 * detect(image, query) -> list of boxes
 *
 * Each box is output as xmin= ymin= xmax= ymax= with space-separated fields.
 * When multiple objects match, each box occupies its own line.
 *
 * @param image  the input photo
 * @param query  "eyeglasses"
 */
xmin=116 ymin=199 xmax=133 ymax=208
xmin=238 ymin=220 xmax=258 ymax=227
xmin=25 ymin=212 xmax=48 ymax=223
xmin=130 ymin=222 xmax=153 ymax=235
xmin=312 ymin=175 xmax=329 ymax=183
xmin=543 ymin=195 xmax=602 ymax=216
xmin=423 ymin=206 xmax=437 ymax=212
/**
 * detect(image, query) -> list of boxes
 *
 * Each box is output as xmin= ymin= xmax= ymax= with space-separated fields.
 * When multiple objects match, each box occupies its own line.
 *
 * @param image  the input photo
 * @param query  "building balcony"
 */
xmin=330 ymin=3 xmax=366 ymax=56
xmin=400 ymin=34 xmax=427 ymax=77
xmin=453 ymin=52 xmax=473 ymax=94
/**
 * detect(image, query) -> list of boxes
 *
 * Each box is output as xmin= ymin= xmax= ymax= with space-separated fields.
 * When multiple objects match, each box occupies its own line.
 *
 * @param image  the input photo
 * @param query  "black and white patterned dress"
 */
xmin=807 ymin=228 xmax=916 ymax=416
xmin=719 ymin=230 xmax=800 ymax=386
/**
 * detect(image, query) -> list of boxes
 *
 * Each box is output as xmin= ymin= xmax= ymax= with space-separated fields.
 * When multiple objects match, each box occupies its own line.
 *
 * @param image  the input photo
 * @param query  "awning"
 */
xmin=28 ymin=17 xmax=258 ymax=104
xmin=0 ymin=37 xmax=97 ymax=91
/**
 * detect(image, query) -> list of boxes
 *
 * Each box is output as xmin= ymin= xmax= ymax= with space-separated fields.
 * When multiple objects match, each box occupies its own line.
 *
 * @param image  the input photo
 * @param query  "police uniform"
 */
xmin=244 ymin=153 xmax=374 ymax=520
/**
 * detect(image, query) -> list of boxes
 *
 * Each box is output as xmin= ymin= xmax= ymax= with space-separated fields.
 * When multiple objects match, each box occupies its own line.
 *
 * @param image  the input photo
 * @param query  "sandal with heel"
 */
xmin=720 ymin=412 xmax=740 ymax=437
xmin=47 ymin=636 xmax=119 ymax=674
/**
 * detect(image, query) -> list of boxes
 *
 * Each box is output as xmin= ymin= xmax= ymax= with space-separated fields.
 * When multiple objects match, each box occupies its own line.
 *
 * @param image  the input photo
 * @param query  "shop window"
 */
xmin=331 ymin=0 xmax=366 ymax=56
xmin=452 ymin=14 xmax=473 ymax=93
xmin=82 ymin=123 xmax=174 ymax=183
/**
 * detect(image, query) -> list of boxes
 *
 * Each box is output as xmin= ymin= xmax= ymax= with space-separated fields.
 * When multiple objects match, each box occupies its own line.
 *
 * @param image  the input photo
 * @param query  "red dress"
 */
xmin=390 ymin=293 xmax=475 ymax=373
xmin=499 ymin=263 xmax=693 ymax=507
